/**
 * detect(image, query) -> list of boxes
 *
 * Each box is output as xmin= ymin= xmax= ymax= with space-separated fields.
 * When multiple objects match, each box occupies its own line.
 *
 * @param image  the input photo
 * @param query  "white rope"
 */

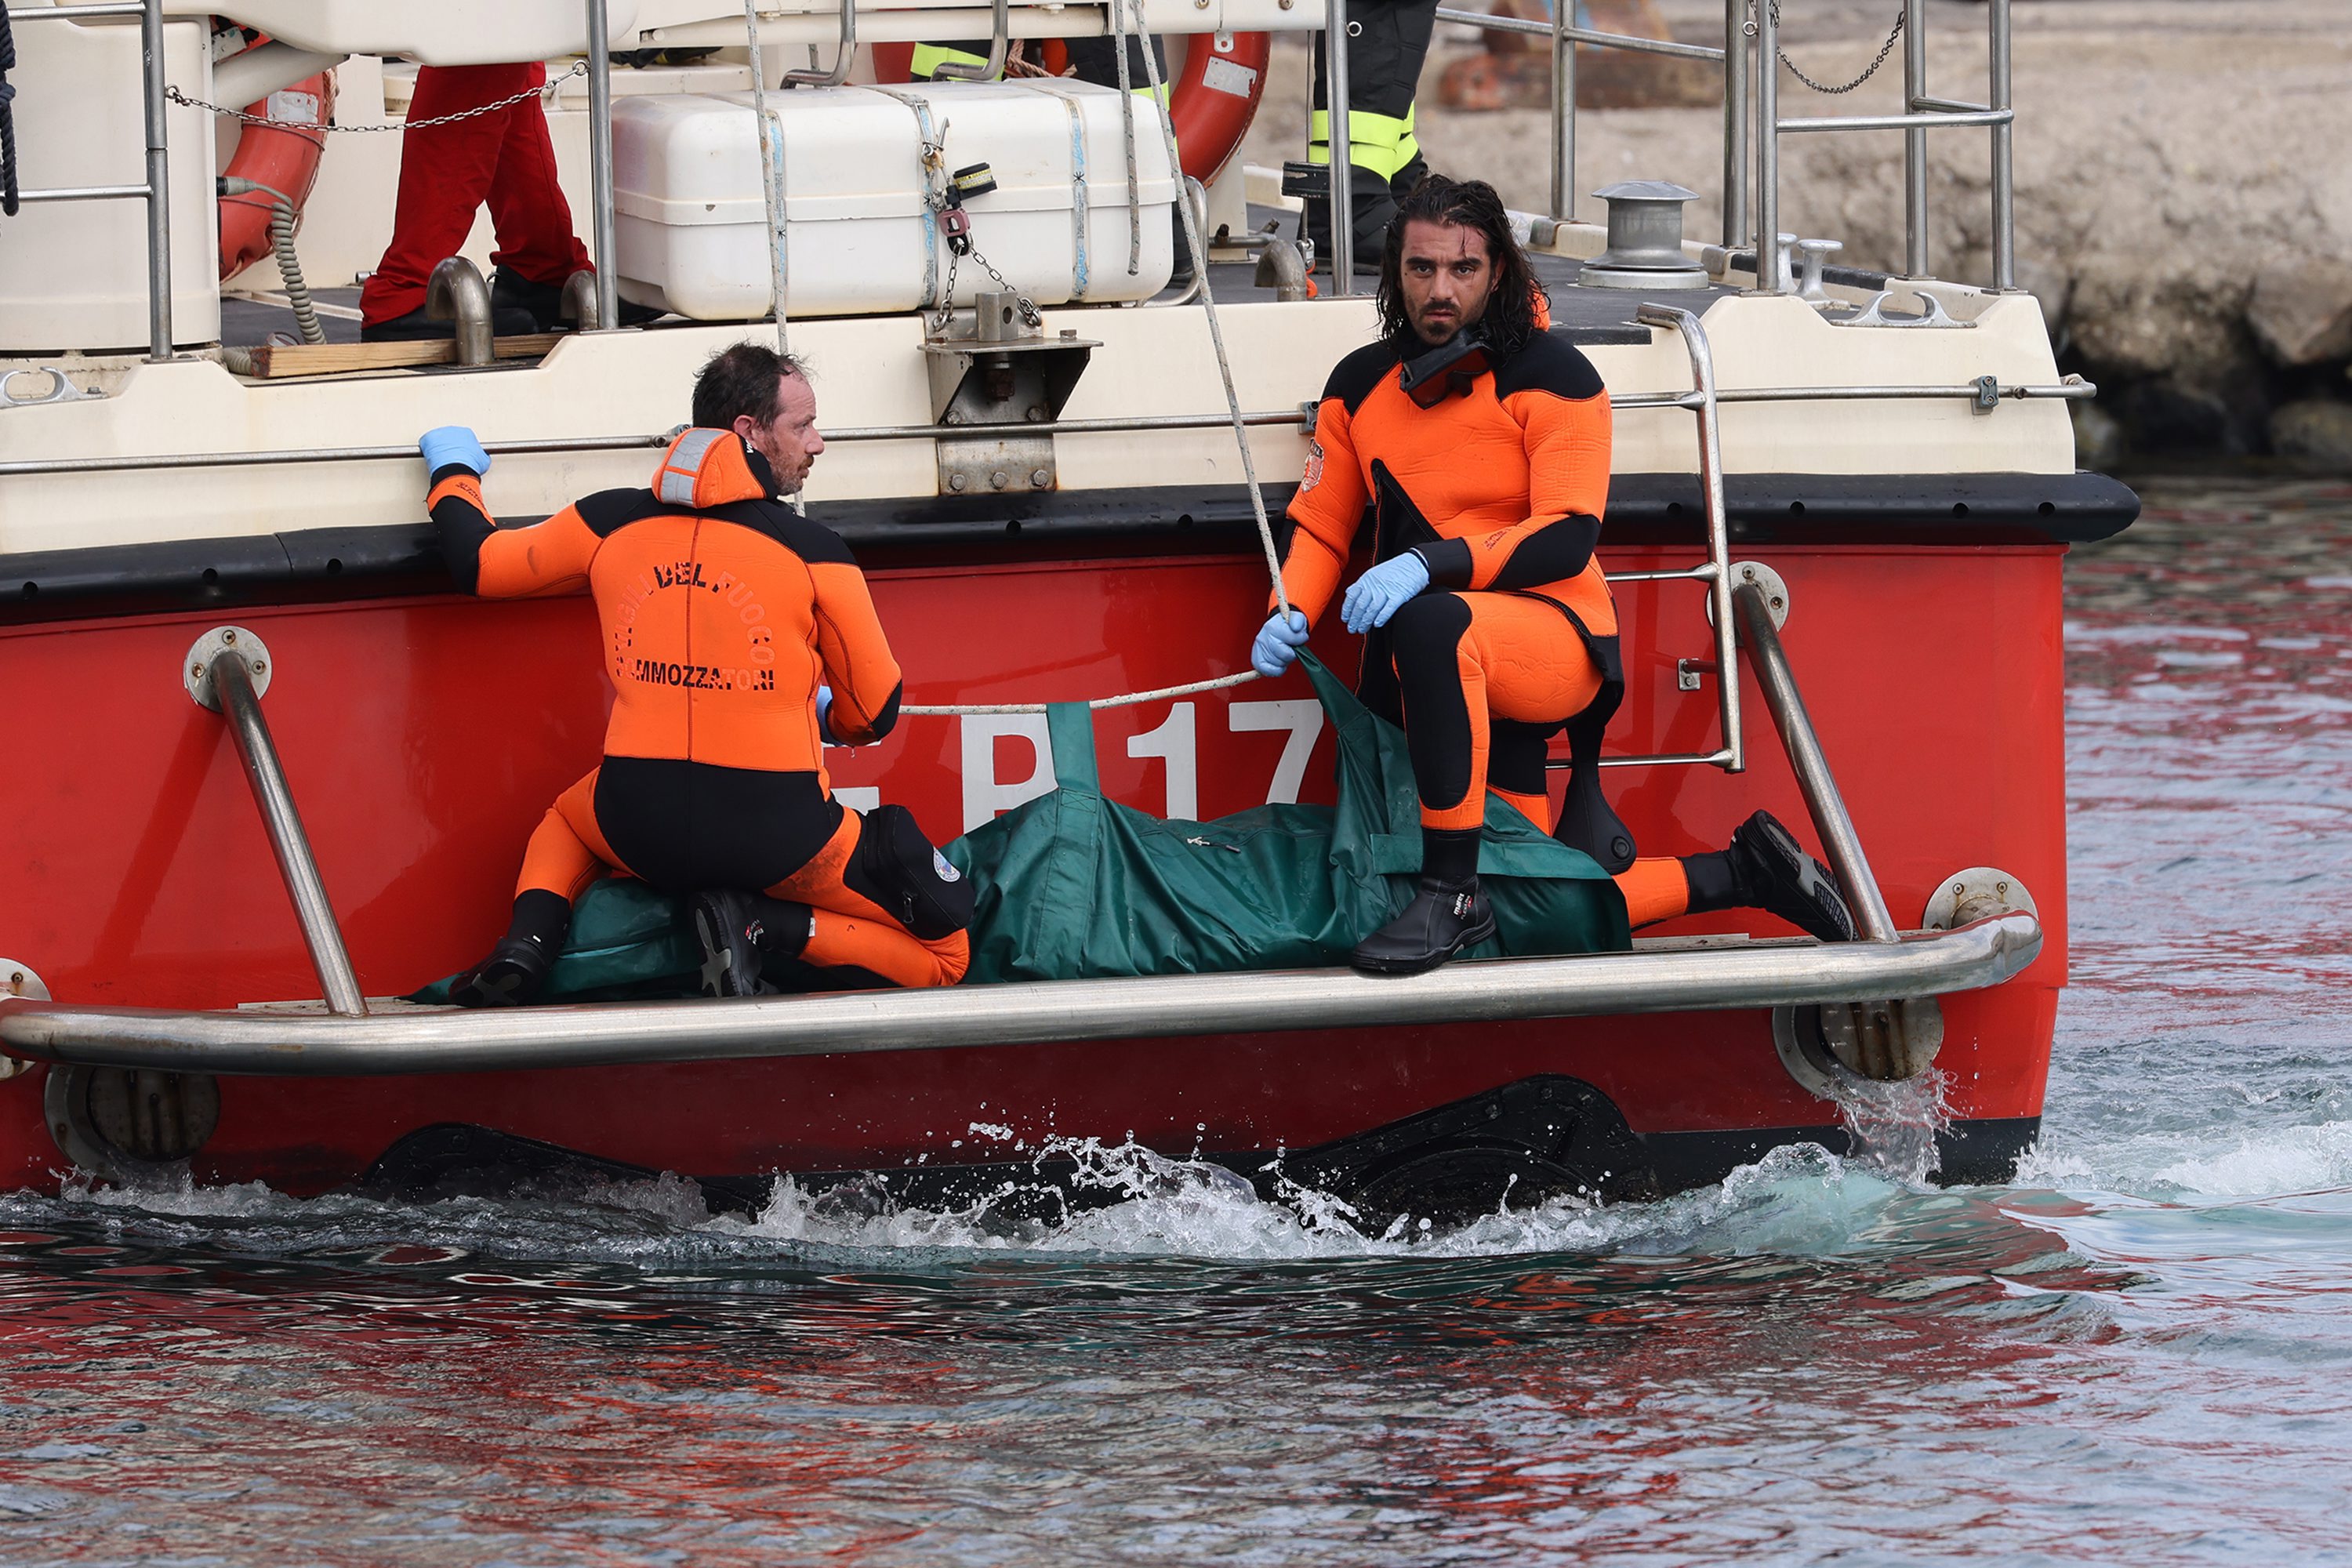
xmin=890 ymin=0 xmax=1293 ymax=720
xmin=744 ymin=0 xmax=791 ymax=354
xmin=1111 ymin=3 xmax=1142 ymax=274
xmin=1130 ymin=0 xmax=1289 ymax=626
xmin=902 ymin=670 xmax=1261 ymax=717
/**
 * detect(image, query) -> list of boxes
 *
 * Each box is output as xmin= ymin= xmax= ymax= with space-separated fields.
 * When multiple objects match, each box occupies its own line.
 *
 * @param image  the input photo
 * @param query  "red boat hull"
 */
xmin=0 ymin=539 xmax=2067 ymax=1196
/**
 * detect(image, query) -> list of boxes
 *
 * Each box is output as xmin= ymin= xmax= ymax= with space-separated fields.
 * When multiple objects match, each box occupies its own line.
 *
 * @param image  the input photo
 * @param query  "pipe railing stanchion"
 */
xmin=1731 ymin=583 xmax=1901 ymax=943
xmin=1323 ymin=0 xmax=1354 ymax=295
xmin=1722 ymin=0 xmax=1748 ymax=249
xmin=1637 ymin=303 xmax=1744 ymax=775
xmin=1751 ymin=0 xmax=1779 ymax=293
xmin=586 ymin=0 xmax=621 ymax=332
xmin=139 ymin=0 xmax=172 ymax=360
xmin=1550 ymin=0 xmax=1575 ymax=223
xmin=1901 ymin=0 xmax=1927 ymax=276
xmin=1987 ymin=0 xmax=2014 ymax=289
xmin=197 ymin=643 xmax=368 ymax=1017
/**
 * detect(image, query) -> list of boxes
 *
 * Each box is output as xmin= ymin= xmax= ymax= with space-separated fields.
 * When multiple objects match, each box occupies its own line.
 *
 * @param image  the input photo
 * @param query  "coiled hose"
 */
xmin=219 ymin=175 xmax=324 ymax=344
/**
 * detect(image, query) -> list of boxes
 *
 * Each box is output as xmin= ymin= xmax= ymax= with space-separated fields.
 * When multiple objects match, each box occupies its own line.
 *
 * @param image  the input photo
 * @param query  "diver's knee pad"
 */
xmin=852 ymin=803 xmax=975 ymax=939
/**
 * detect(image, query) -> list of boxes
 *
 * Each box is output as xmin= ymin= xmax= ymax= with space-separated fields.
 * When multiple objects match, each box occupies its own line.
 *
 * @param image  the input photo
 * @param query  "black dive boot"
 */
xmin=449 ymin=937 xmax=553 ymax=1007
xmin=690 ymin=889 xmax=772 ymax=998
xmin=1694 ymin=810 xmax=1858 ymax=943
xmin=1350 ymin=828 xmax=1496 ymax=975
xmin=691 ymin=891 xmax=821 ymax=997
xmin=451 ymin=890 xmax=568 ymax=1007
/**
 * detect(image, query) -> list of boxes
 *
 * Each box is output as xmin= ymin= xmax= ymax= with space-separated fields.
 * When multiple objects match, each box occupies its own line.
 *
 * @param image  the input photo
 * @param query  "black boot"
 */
xmin=361 ymin=300 xmax=540 ymax=343
xmin=451 ymin=890 xmax=568 ymax=1007
xmin=1686 ymin=810 xmax=1858 ymax=943
xmin=691 ymin=891 xmax=818 ymax=997
xmin=451 ymin=937 xmax=553 ymax=1007
xmin=491 ymin=267 xmax=665 ymax=332
xmin=1350 ymin=827 xmax=1496 ymax=975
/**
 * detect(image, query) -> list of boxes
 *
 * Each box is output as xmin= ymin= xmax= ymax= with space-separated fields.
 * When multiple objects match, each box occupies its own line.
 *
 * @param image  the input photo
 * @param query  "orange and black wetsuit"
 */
xmin=1281 ymin=329 xmax=1699 ymax=927
xmin=431 ymin=428 xmax=970 ymax=989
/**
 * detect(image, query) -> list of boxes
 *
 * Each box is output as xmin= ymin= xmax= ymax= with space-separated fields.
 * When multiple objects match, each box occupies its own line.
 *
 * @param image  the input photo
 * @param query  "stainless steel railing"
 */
xmin=1428 ymin=0 xmax=2017 ymax=290
xmin=11 ymin=0 xmax=172 ymax=361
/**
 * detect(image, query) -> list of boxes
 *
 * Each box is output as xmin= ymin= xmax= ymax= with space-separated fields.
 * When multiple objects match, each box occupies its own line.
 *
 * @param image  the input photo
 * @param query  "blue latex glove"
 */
xmin=815 ymin=684 xmax=840 ymax=745
xmin=1250 ymin=610 xmax=1311 ymax=679
xmin=419 ymin=425 xmax=489 ymax=477
xmin=1340 ymin=550 xmax=1431 ymax=634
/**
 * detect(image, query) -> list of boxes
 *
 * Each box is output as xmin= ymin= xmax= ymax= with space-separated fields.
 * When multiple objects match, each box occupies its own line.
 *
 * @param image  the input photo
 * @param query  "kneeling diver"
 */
xmin=423 ymin=343 xmax=973 ymax=1005
xmin=1252 ymin=175 xmax=1857 ymax=975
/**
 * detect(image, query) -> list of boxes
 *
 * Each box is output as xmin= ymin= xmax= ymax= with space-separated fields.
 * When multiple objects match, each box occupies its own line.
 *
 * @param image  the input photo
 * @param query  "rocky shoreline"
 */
xmin=1237 ymin=0 xmax=2352 ymax=470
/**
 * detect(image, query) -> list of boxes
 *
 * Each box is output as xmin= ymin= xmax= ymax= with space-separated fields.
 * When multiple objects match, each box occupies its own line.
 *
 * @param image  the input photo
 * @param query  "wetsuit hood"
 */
xmin=649 ymin=427 xmax=779 ymax=509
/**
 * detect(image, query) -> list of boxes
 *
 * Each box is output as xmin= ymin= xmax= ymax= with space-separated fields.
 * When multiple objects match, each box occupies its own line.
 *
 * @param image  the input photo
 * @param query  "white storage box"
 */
xmin=612 ymin=81 xmax=1178 ymax=321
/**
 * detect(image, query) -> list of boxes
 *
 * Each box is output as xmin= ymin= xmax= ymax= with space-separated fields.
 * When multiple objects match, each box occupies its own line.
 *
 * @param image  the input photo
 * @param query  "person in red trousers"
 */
xmin=360 ymin=62 xmax=641 ymax=341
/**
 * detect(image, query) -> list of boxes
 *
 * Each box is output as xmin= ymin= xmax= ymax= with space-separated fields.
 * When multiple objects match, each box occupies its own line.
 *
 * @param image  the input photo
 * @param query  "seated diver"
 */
xmin=1250 ymin=174 xmax=1857 ymax=975
xmin=423 ymin=343 xmax=974 ymax=1004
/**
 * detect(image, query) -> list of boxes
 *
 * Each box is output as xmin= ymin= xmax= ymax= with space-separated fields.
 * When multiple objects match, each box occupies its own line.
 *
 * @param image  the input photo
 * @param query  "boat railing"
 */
xmin=1427 ymin=0 xmax=2016 ymax=292
xmin=10 ymin=0 xmax=173 ymax=361
xmin=0 ymin=533 xmax=2017 ymax=1075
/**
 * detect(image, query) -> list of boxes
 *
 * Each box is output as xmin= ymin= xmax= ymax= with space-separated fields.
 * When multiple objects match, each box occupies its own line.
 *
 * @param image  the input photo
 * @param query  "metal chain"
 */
xmin=166 ymin=61 xmax=589 ymax=130
xmin=1748 ymin=2 xmax=1905 ymax=96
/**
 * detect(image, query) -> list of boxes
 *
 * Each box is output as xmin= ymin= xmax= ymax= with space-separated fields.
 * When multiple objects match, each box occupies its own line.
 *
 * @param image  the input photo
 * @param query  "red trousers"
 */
xmin=359 ymin=64 xmax=593 ymax=326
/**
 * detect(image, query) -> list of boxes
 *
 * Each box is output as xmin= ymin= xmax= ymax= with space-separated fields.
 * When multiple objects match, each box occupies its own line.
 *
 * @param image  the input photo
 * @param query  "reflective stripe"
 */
xmin=910 ymin=44 xmax=1000 ymax=80
xmin=1308 ymin=104 xmax=1420 ymax=180
xmin=659 ymin=427 xmax=728 ymax=506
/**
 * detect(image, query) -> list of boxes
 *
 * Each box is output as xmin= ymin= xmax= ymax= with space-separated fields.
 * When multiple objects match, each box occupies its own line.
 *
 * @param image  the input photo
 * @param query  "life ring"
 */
xmin=871 ymin=33 xmax=1269 ymax=184
xmin=1165 ymin=31 xmax=1269 ymax=185
xmin=216 ymin=39 xmax=333 ymax=281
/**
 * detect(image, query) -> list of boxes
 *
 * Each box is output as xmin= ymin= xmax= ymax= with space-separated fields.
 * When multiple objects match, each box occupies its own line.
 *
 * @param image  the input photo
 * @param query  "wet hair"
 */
xmin=1375 ymin=174 xmax=1545 ymax=358
xmin=691 ymin=342 xmax=808 ymax=431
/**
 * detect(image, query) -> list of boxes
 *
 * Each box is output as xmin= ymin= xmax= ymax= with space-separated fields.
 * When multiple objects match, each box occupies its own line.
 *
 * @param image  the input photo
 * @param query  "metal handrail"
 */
xmin=1733 ymin=580 xmax=1901 ymax=942
xmin=1321 ymin=0 xmax=1354 ymax=291
xmin=0 ymin=377 xmax=2092 ymax=480
xmin=929 ymin=0 xmax=1009 ymax=79
xmin=0 ymin=376 xmax=2098 ymax=481
xmin=585 ymin=0 xmax=622 ymax=332
xmin=13 ymin=0 xmax=171 ymax=360
xmin=195 ymin=644 xmax=367 ymax=1015
xmin=1754 ymin=0 xmax=2017 ymax=290
xmin=1433 ymin=7 xmax=1725 ymax=63
xmin=0 ymin=913 xmax=2042 ymax=1077
xmin=783 ymin=0 xmax=859 ymax=85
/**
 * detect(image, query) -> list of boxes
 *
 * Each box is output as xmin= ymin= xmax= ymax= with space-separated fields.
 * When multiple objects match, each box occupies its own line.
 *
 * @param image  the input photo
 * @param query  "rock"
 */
xmin=2247 ymin=258 xmax=2352 ymax=367
xmin=1437 ymin=0 xmax=1715 ymax=111
xmin=2269 ymin=399 xmax=2352 ymax=468
xmin=2070 ymin=401 xmax=2128 ymax=472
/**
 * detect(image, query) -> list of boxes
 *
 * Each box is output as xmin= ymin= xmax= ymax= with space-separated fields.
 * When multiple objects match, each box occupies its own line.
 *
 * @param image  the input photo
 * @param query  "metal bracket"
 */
xmin=1923 ymin=866 xmax=2038 ymax=931
xmin=184 ymin=626 xmax=272 ymax=711
xmin=0 ymin=962 xmax=49 ymax=1081
xmin=1705 ymin=561 xmax=1790 ymax=630
xmin=1832 ymin=289 xmax=1972 ymax=328
xmin=1676 ymin=658 xmax=1715 ymax=691
xmin=1971 ymin=374 xmax=2001 ymax=413
xmin=2 ymin=367 xmax=101 ymax=408
xmin=924 ymin=292 xmax=1096 ymax=498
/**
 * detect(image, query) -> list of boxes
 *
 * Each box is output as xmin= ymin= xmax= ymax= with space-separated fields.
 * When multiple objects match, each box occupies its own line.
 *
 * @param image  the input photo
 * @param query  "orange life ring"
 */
xmin=1165 ymin=31 xmax=1269 ymax=185
xmin=870 ymin=33 xmax=1269 ymax=184
xmin=216 ymin=44 xmax=333 ymax=281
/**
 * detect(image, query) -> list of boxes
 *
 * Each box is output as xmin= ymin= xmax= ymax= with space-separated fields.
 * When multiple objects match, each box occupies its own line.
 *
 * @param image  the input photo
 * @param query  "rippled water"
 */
xmin=2 ymin=475 xmax=2348 ymax=1566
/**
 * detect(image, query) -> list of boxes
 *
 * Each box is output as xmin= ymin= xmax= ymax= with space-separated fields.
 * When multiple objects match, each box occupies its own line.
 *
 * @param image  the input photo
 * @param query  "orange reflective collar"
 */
xmin=650 ymin=428 xmax=771 ymax=509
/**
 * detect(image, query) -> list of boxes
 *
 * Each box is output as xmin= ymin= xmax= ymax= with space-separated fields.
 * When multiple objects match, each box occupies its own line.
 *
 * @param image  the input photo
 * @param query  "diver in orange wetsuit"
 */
xmin=1251 ymin=175 xmax=1857 ymax=974
xmin=419 ymin=343 xmax=972 ymax=1005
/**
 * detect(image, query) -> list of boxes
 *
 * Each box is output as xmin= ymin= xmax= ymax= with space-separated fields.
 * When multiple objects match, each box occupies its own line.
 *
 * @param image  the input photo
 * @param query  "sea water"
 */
xmin=0 ymin=475 xmax=2346 ymax=1566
